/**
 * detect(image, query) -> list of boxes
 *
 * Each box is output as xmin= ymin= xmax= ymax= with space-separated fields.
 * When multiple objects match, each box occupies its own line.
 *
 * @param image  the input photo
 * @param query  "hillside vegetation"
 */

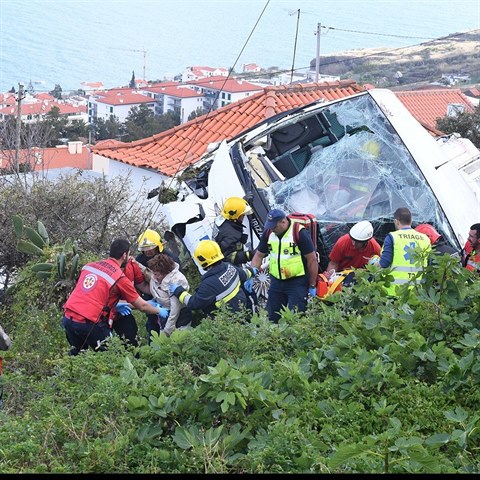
xmin=0 ymin=175 xmax=480 ymax=473
xmin=313 ymin=30 xmax=480 ymax=88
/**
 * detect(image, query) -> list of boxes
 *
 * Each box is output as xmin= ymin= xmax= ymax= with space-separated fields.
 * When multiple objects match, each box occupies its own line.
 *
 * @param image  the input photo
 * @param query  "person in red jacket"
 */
xmin=463 ymin=223 xmax=480 ymax=274
xmin=324 ymin=220 xmax=381 ymax=279
xmin=62 ymin=238 xmax=163 ymax=356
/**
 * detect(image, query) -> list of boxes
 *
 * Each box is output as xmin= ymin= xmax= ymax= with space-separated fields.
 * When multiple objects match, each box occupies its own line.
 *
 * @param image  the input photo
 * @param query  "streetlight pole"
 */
xmin=315 ymin=23 xmax=321 ymax=83
xmin=14 ymin=83 xmax=25 ymax=174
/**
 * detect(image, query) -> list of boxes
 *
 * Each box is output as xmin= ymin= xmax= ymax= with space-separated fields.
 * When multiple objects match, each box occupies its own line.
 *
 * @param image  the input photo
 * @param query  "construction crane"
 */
xmin=131 ymin=48 xmax=147 ymax=80
xmin=111 ymin=47 xmax=148 ymax=80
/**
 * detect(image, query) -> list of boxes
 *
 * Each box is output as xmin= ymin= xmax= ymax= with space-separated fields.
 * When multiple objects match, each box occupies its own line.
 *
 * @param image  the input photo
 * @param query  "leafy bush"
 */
xmin=0 ymin=241 xmax=479 ymax=473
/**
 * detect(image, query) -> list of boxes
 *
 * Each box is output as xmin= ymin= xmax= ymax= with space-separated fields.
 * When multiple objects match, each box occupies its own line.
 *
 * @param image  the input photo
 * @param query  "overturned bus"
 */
xmin=161 ymin=88 xmax=480 ymax=302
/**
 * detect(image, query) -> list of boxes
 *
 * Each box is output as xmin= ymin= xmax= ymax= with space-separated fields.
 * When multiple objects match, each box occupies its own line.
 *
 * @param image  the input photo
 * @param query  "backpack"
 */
xmin=266 ymin=212 xmax=318 ymax=249
xmin=288 ymin=212 xmax=317 ymax=250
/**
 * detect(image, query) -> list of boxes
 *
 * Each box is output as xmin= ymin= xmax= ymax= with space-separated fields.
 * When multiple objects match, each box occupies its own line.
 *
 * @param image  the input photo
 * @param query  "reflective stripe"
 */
xmin=268 ymin=223 xmax=305 ymax=279
xmin=384 ymin=229 xmax=430 ymax=296
xmin=82 ymin=265 xmax=117 ymax=286
xmin=179 ymin=291 xmax=190 ymax=304
xmin=215 ymin=280 xmax=241 ymax=307
xmin=393 ymin=265 xmax=422 ymax=273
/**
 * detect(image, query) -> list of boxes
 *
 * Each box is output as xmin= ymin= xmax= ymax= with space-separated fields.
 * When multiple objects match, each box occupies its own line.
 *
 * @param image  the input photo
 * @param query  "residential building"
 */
xmin=181 ymin=66 xmax=229 ymax=83
xmin=0 ymin=98 xmax=87 ymax=124
xmin=394 ymin=88 xmax=475 ymax=132
xmin=141 ymin=83 xmax=204 ymax=123
xmin=0 ymin=141 xmax=91 ymax=173
xmin=189 ymin=75 xmax=264 ymax=111
xmin=87 ymin=88 xmax=155 ymax=123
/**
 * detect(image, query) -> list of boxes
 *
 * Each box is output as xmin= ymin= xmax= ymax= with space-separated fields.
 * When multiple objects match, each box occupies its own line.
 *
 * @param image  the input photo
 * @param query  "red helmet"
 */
xmin=415 ymin=223 xmax=441 ymax=245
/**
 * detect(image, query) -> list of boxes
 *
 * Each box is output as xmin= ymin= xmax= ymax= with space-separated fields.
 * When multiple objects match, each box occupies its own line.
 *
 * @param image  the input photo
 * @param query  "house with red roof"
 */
xmin=0 ymin=141 xmax=91 ymax=173
xmin=181 ymin=66 xmax=229 ymax=83
xmin=243 ymin=63 xmax=262 ymax=73
xmin=87 ymin=88 xmax=155 ymax=123
xmin=188 ymin=75 xmax=264 ymax=110
xmin=395 ymin=88 xmax=475 ymax=132
xmin=141 ymin=83 xmax=204 ymax=123
xmin=0 ymin=99 xmax=87 ymax=124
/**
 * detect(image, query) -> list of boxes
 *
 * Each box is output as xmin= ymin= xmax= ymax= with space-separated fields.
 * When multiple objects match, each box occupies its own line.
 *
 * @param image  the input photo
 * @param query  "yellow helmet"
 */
xmin=221 ymin=197 xmax=253 ymax=220
xmin=194 ymin=240 xmax=224 ymax=268
xmin=137 ymin=229 xmax=164 ymax=252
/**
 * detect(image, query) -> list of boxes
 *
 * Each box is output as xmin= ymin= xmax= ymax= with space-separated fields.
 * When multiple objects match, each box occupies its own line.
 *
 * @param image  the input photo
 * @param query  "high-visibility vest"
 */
xmin=464 ymin=242 xmax=480 ymax=273
xmin=64 ymin=258 xmax=124 ymax=322
xmin=384 ymin=229 xmax=430 ymax=296
xmin=268 ymin=223 xmax=306 ymax=280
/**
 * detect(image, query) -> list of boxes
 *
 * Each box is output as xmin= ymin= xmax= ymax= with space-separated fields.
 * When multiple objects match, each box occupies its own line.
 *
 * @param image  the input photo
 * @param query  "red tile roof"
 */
xmin=91 ymin=80 xmax=365 ymax=176
xmin=95 ymin=91 xmax=153 ymax=106
xmin=1 ymin=144 xmax=90 ymax=171
xmin=144 ymin=85 xmax=203 ymax=98
xmin=0 ymin=101 xmax=86 ymax=116
xmin=395 ymin=88 xmax=475 ymax=131
xmin=189 ymin=75 xmax=264 ymax=93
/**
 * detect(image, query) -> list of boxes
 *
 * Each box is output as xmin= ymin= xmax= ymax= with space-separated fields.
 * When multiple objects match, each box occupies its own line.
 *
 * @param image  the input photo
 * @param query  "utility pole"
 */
xmin=315 ymin=23 xmax=321 ymax=82
xmin=14 ymin=83 xmax=25 ymax=174
xmin=289 ymin=9 xmax=300 ymax=84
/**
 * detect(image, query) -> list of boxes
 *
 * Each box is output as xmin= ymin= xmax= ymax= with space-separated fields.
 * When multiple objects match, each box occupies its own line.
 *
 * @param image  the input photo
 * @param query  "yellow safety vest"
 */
xmin=384 ymin=229 xmax=431 ymax=296
xmin=268 ymin=223 xmax=306 ymax=280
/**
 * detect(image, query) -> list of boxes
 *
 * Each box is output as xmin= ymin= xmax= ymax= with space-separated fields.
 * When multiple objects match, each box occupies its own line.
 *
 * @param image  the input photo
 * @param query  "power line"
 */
xmin=141 ymin=0 xmax=272 ymax=235
xmin=320 ymin=25 xmax=433 ymax=40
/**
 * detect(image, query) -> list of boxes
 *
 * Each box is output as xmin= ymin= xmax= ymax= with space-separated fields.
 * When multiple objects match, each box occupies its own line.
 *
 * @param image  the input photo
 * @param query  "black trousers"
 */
xmin=62 ymin=316 xmax=112 ymax=354
xmin=112 ymin=314 xmax=139 ymax=347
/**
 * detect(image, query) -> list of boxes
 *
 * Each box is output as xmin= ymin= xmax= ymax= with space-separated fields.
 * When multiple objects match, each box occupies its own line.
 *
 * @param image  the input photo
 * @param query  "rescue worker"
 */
xmin=62 ymin=238 xmax=165 ymax=356
xmin=135 ymin=229 xmax=182 ymax=343
xmin=371 ymin=208 xmax=431 ymax=296
xmin=168 ymin=240 xmax=257 ymax=319
xmin=462 ymin=223 xmax=480 ymax=274
xmin=324 ymin=220 xmax=381 ymax=278
xmin=414 ymin=224 xmax=461 ymax=261
xmin=212 ymin=197 xmax=254 ymax=265
xmin=250 ymin=209 xmax=319 ymax=323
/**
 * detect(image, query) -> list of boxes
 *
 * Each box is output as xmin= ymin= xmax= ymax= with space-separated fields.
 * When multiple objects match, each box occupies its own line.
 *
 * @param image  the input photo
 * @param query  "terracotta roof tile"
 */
xmin=395 ymin=89 xmax=475 ymax=131
xmin=91 ymin=80 xmax=365 ymax=176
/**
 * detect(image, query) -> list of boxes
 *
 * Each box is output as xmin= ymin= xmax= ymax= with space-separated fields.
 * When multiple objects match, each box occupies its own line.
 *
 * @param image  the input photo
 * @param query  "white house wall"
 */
xmin=92 ymin=153 xmax=168 ymax=196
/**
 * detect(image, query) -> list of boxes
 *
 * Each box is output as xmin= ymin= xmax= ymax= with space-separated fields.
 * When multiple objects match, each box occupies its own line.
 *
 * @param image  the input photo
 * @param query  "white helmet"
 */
xmin=350 ymin=220 xmax=373 ymax=242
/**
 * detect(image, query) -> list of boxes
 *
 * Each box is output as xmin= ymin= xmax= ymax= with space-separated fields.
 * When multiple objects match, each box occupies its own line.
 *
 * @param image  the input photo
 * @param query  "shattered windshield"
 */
xmin=250 ymin=94 xmax=456 ymax=266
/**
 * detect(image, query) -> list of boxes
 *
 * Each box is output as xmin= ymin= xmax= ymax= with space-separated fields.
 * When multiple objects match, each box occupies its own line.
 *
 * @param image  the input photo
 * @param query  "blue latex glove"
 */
xmin=168 ymin=283 xmax=180 ymax=295
xmin=308 ymin=287 xmax=317 ymax=298
xmin=147 ymin=299 xmax=169 ymax=319
xmin=147 ymin=299 xmax=161 ymax=309
xmin=158 ymin=307 xmax=170 ymax=319
xmin=251 ymin=267 xmax=259 ymax=276
xmin=116 ymin=303 xmax=132 ymax=316
xmin=244 ymin=278 xmax=254 ymax=293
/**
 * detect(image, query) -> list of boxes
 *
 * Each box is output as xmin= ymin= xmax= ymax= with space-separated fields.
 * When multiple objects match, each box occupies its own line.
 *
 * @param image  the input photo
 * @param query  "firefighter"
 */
xmin=462 ymin=223 xmax=480 ymax=274
xmin=371 ymin=208 xmax=430 ymax=296
xmin=250 ymin=209 xmax=318 ymax=323
xmin=212 ymin=196 xmax=253 ymax=265
xmin=62 ymin=238 xmax=165 ymax=355
xmin=169 ymin=240 xmax=256 ymax=318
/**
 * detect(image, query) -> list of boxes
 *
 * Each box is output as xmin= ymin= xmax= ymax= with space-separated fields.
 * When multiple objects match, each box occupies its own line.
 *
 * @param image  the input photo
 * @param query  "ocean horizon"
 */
xmin=0 ymin=0 xmax=479 ymax=93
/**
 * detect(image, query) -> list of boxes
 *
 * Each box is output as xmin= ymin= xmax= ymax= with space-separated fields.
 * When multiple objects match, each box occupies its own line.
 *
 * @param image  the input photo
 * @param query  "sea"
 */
xmin=0 ymin=0 xmax=479 ymax=94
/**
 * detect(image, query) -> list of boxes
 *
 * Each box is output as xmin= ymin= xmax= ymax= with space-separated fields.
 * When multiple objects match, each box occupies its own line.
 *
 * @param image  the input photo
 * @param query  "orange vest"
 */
xmin=464 ymin=242 xmax=480 ymax=273
xmin=63 ymin=258 xmax=124 ymax=323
